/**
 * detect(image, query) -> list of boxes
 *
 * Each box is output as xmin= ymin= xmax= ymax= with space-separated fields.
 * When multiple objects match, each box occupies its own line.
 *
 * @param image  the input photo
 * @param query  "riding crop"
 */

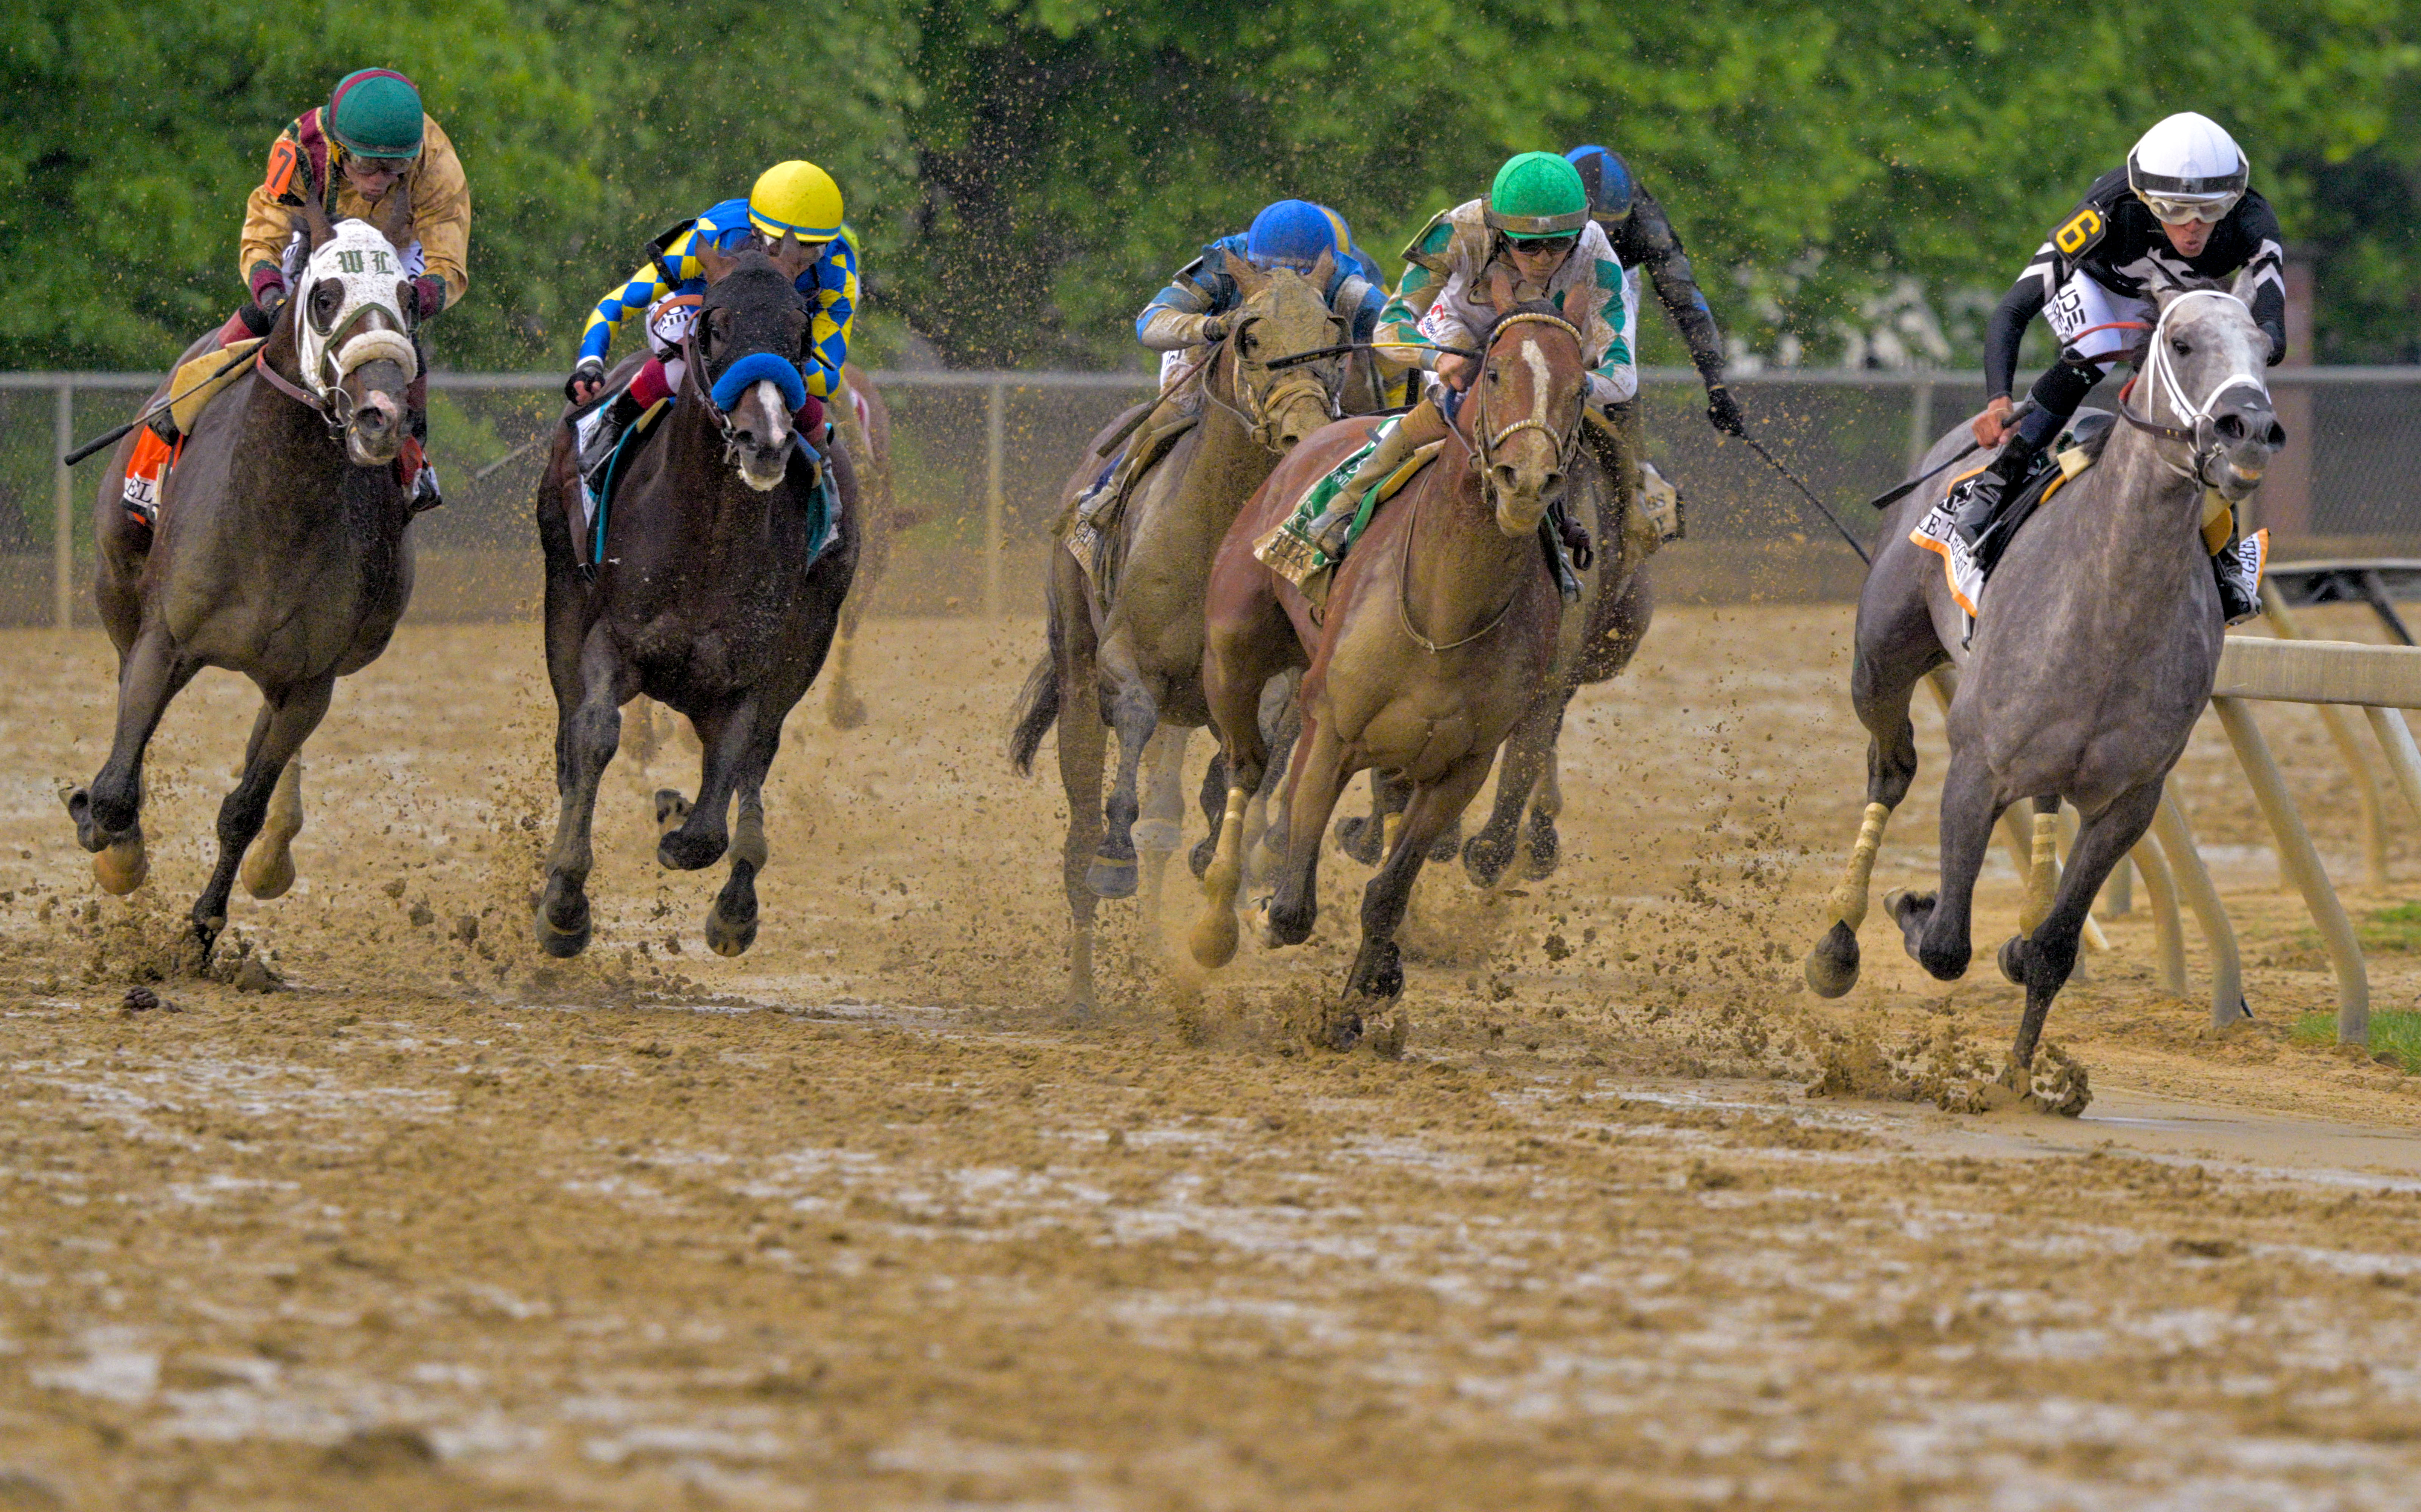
xmin=1739 ymin=397 xmax=2037 ymax=566
xmin=62 ymin=343 xmax=267 ymax=467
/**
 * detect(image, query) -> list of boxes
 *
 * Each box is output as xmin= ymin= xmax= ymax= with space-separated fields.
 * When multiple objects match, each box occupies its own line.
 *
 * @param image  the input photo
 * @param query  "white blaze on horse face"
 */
xmin=737 ymin=379 xmax=793 ymax=492
xmin=1521 ymin=336 xmax=1552 ymax=430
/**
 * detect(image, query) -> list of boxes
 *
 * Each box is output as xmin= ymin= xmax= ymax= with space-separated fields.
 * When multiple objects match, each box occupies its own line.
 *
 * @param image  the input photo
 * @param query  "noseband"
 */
xmin=280 ymin=226 xmax=418 ymax=440
xmin=2118 ymin=289 xmax=2270 ymax=487
xmin=1206 ymin=313 xmax=1348 ymax=453
xmin=1464 ymin=312 xmax=1588 ymax=499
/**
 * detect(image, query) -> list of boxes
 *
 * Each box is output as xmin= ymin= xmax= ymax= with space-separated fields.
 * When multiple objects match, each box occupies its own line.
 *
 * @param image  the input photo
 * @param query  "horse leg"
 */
xmin=1188 ymin=744 xmax=1229 ymax=880
xmin=66 ymin=626 xmax=198 ymax=895
xmin=1136 ymin=723 xmax=1191 ymax=924
xmin=1055 ymin=632 xmax=1108 ymax=1012
xmin=705 ymin=729 xmax=780 ymax=959
xmin=1243 ymin=678 xmax=1301 ymax=887
xmin=1804 ymin=645 xmax=1931 ymax=997
xmin=1087 ymin=648 xmax=1159 ymax=899
xmin=238 ymin=757 xmax=304 ymax=900
xmin=1335 ymin=771 xmax=1408 ymax=867
xmin=1892 ymin=753 xmax=2000 ymax=983
xmin=536 ymin=627 xmax=635 ymax=957
xmin=1522 ymin=731 xmax=1565 ymax=879
xmin=1332 ymin=755 xmax=1495 ymax=1049
xmin=1189 ymin=727 xmax=1268 ymax=972
xmin=824 ymin=600 xmax=868 ymax=731
xmin=189 ymin=678 xmax=334 ymax=964
xmin=1259 ymin=716 xmax=1347 ymax=949
xmin=660 ymin=701 xmax=754 ymax=871
xmin=1464 ymin=694 xmax=1561 ymax=887
xmin=2006 ymin=780 xmax=2164 ymax=1089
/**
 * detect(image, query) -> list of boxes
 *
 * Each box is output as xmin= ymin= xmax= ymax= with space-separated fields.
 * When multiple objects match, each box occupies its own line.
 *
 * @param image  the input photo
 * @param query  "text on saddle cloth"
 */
xmin=1252 ymin=415 xmax=1443 ymax=591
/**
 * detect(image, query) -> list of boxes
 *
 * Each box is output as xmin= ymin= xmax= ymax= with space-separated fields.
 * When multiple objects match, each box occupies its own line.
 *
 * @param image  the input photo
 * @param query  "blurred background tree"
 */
xmin=1 ymin=0 xmax=2414 ymax=372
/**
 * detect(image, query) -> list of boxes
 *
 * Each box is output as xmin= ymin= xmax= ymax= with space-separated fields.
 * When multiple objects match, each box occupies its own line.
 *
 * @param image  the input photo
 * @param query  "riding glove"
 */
xmin=566 ymin=357 xmax=606 ymax=404
xmin=1705 ymin=383 xmax=1746 ymax=437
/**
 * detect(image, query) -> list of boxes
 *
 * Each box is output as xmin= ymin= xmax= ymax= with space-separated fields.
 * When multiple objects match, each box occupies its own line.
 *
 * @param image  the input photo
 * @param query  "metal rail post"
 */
xmin=1905 ymin=379 xmax=1935 ymax=474
xmin=2150 ymin=788 xmax=2245 ymax=1027
xmin=2213 ymin=695 xmax=2368 ymax=1043
xmin=53 ymin=381 xmax=73 ymax=631
xmin=2261 ymin=586 xmax=2389 ymax=884
xmin=2127 ymin=833 xmax=2187 ymax=995
xmin=983 ymin=379 xmax=1005 ymax=620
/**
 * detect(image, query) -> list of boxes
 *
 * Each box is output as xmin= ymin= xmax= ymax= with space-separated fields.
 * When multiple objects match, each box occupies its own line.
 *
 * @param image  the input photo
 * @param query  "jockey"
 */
xmin=236 ymin=68 xmax=467 ymax=511
xmin=567 ymin=160 xmax=857 ymax=489
xmin=1071 ymin=200 xmax=1386 ymax=524
xmin=1564 ymin=145 xmax=1742 ymax=438
xmin=1302 ymin=151 xmax=1633 ymax=556
xmin=1958 ymin=112 xmax=2285 ymax=617
xmin=1134 ymin=198 xmax=1387 ymax=369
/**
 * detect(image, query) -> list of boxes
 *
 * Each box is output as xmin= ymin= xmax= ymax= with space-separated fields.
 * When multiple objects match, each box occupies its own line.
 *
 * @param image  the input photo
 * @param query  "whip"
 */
xmin=62 ymin=344 xmax=265 ymax=467
xmin=1736 ymin=397 xmax=2037 ymax=567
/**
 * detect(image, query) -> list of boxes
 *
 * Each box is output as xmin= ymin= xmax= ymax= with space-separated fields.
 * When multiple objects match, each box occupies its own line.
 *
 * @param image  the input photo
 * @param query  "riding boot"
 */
xmin=1076 ymin=398 xmax=1182 ymax=529
xmin=1307 ymin=401 xmax=1442 ymax=557
xmin=1950 ymin=429 xmax=2048 ymax=549
xmin=580 ymin=388 xmax=646 ymax=495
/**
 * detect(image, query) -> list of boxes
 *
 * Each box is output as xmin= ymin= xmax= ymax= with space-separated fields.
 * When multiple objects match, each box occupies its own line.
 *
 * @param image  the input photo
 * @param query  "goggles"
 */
xmin=710 ymin=223 xmax=833 ymax=255
xmin=2138 ymin=191 xmax=2239 ymax=226
xmin=1508 ymin=233 xmax=1580 ymax=257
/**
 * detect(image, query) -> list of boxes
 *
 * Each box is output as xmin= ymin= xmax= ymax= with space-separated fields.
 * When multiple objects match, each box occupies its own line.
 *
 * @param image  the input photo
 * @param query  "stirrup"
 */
xmin=410 ymin=463 xmax=444 ymax=514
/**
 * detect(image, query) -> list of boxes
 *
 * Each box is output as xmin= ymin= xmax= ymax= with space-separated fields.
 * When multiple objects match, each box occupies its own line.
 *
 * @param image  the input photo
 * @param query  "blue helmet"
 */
xmin=1246 ymin=199 xmax=1342 ymax=271
xmin=1565 ymin=145 xmax=1635 ymax=227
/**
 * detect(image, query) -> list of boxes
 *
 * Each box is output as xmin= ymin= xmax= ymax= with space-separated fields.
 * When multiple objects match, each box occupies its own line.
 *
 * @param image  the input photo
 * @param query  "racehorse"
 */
xmin=1006 ymin=251 xmax=1364 ymax=1010
xmin=1799 ymin=284 xmax=2284 ymax=1098
xmin=1190 ymin=301 xmax=1581 ymax=1046
xmin=68 ymin=200 xmax=424 ymax=963
xmin=533 ymin=242 xmax=859 ymax=959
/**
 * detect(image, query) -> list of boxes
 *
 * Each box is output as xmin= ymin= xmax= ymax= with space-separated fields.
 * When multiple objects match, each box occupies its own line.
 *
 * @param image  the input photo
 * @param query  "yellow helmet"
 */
xmin=748 ymin=160 xmax=844 ymax=243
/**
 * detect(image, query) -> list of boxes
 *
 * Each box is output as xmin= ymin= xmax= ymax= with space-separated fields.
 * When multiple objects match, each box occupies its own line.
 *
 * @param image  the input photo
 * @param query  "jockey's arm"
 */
xmin=1374 ymin=262 xmax=1467 ymax=379
xmin=1618 ymin=188 xmax=1726 ymax=390
xmin=1135 ymin=264 xmax=1232 ymax=352
xmin=569 ymin=225 xmax=696 ymax=398
xmin=2234 ymin=197 xmax=2289 ymax=364
xmin=407 ymin=117 xmax=472 ymax=318
xmin=799 ymin=235 xmax=858 ymax=400
xmin=1982 ymin=246 xmax=2057 ymax=404
xmin=238 ymin=123 xmax=309 ymax=308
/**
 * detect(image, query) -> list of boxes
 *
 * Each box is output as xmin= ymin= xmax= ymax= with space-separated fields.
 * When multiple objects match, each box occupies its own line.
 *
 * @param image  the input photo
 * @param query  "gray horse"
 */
xmin=1800 ymin=284 xmax=2283 ymax=1098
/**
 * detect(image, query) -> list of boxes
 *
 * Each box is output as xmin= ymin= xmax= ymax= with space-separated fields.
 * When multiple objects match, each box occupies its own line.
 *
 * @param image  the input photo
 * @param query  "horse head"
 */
xmin=1221 ymin=249 xmax=1344 ymax=452
xmin=286 ymin=210 xmax=419 ymax=467
xmin=2138 ymin=283 xmax=2287 ymax=503
xmin=1468 ymin=298 xmax=1587 ymax=536
xmin=693 ymin=245 xmax=814 ymax=492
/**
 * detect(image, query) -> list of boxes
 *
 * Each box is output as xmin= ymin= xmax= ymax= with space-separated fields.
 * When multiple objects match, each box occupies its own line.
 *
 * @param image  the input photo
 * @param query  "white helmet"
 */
xmin=2127 ymin=112 xmax=2249 ymax=224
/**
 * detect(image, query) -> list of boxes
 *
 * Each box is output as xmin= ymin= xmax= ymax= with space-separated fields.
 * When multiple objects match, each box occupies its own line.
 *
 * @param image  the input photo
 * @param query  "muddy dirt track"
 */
xmin=2 ymin=603 xmax=2419 ymax=1510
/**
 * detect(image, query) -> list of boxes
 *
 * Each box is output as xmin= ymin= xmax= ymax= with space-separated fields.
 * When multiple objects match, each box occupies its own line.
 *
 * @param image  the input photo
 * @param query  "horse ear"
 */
xmin=368 ymin=177 xmax=413 ymax=252
xmin=289 ymin=193 xmax=335 ymax=252
xmin=695 ymin=236 xmax=738 ymax=285
xmin=1221 ymin=248 xmax=1266 ymax=296
xmin=768 ymin=228 xmax=814 ymax=281
xmin=1308 ymin=249 xmax=1335 ymax=289
xmin=1486 ymin=264 xmax=1515 ymax=312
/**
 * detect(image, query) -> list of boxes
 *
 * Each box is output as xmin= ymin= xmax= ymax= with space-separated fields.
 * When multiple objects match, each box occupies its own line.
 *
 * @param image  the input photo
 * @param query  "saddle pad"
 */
xmin=1909 ymin=443 xmax=2097 ymax=619
xmin=168 ymin=339 xmax=265 ymax=435
xmin=574 ymin=397 xmax=670 ymax=531
xmin=1252 ymin=417 xmax=1442 ymax=587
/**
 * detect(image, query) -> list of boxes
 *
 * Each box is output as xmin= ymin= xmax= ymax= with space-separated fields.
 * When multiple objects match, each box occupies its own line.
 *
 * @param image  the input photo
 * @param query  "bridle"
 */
xmin=2116 ymin=289 xmax=2270 ymax=486
xmin=678 ymin=318 xmax=808 ymax=471
xmin=278 ymin=223 xmax=419 ymax=440
xmin=1396 ymin=311 xmax=1586 ymax=653
xmin=1203 ymin=300 xmax=1349 ymax=454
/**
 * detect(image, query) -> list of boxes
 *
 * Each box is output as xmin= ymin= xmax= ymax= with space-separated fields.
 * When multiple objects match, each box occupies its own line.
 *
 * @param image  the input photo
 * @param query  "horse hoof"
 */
xmin=1461 ymin=834 xmax=1513 ymax=889
xmin=1803 ymin=920 xmax=1861 ymax=998
xmin=93 ymin=837 xmax=149 ymax=897
xmin=534 ymin=887 xmax=592 ymax=959
xmin=1430 ymin=828 xmax=1462 ymax=865
xmin=653 ymin=789 xmax=691 ymax=836
xmin=1520 ymin=819 xmax=1559 ymax=879
xmin=1351 ymin=940 xmax=1404 ymax=999
xmin=1334 ymin=816 xmax=1381 ymax=866
xmin=658 ymin=829 xmax=727 ymax=872
xmin=1998 ymin=934 xmax=2029 ymax=985
xmin=1086 ymin=856 xmax=1137 ymax=900
xmin=1190 ymin=906 xmax=1240 ymax=970
xmin=1315 ymin=1004 xmax=1364 ymax=1052
xmin=240 ymin=846 xmax=294 ymax=901
xmin=705 ymin=908 xmax=758 ymax=958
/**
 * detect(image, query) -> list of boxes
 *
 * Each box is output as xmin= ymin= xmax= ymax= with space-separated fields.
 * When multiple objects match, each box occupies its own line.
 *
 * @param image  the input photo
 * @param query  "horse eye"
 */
xmin=1487 ymin=367 xmax=1500 ymax=383
xmin=2171 ymin=337 xmax=2191 ymax=355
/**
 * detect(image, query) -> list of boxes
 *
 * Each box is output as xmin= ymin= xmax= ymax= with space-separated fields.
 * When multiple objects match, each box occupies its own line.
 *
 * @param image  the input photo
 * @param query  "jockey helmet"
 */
xmin=748 ymin=161 xmax=845 ymax=243
xmin=1564 ymin=145 xmax=1635 ymax=228
xmin=2127 ymin=113 xmax=2249 ymax=224
xmin=1485 ymin=152 xmax=1590 ymax=239
xmin=1246 ymin=200 xmax=1342 ymax=271
xmin=326 ymin=69 xmax=423 ymax=160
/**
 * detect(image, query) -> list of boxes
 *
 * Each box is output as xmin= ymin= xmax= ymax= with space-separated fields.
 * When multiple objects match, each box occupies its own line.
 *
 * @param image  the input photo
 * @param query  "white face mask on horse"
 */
xmin=291 ymin=221 xmax=420 ymax=462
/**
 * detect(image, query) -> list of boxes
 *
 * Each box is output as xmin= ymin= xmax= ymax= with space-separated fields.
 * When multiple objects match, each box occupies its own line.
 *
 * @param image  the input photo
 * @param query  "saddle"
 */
xmin=1911 ymin=411 xmax=2116 ymax=619
xmin=121 ymin=339 xmax=268 ymax=528
xmin=1252 ymin=417 xmax=1443 ymax=594
xmin=1063 ymin=375 xmax=1207 ymax=601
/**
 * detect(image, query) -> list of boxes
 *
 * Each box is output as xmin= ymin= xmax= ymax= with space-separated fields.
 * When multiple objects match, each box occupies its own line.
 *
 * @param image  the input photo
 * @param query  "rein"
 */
xmin=1395 ymin=311 xmax=1585 ymax=654
xmin=1201 ymin=316 xmax=1347 ymax=452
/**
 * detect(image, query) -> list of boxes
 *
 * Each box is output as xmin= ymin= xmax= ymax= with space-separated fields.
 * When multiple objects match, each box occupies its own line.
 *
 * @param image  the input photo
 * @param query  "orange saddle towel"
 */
xmin=122 ymin=428 xmax=182 ymax=528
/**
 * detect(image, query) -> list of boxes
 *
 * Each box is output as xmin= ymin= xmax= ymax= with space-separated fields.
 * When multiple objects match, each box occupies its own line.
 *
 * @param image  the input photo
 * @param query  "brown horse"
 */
xmin=533 ymin=244 xmax=858 ymax=959
xmin=1190 ymin=303 xmax=1582 ymax=1044
xmin=1006 ymin=252 xmax=1360 ymax=1009
xmin=820 ymin=365 xmax=900 ymax=730
xmin=68 ymin=206 xmax=423 ymax=962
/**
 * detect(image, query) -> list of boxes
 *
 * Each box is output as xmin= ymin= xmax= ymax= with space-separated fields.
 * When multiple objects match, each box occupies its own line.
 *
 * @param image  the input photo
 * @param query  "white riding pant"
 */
xmin=2043 ymin=271 xmax=2153 ymax=373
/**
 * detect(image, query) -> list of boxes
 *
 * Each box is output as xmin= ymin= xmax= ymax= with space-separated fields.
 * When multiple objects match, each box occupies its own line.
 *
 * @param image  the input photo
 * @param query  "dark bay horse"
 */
xmin=1006 ymin=252 xmax=1360 ymax=1009
xmin=533 ymin=244 xmax=858 ymax=959
xmin=1192 ymin=304 xmax=1581 ymax=1046
xmin=70 ymin=209 xmax=423 ymax=962
xmin=1801 ymin=285 xmax=2283 ymax=1099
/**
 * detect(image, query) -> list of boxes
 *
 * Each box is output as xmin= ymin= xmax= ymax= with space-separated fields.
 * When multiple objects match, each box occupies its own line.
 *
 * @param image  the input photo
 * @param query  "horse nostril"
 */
xmin=2216 ymin=414 xmax=2245 ymax=441
xmin=1539 ymin=470 xmax=1563 ymax=497
xmin=2266 ymin=421 xmax=2287 ymax=448
xmin=1492 ymin=463 xmax=1520 ymax=491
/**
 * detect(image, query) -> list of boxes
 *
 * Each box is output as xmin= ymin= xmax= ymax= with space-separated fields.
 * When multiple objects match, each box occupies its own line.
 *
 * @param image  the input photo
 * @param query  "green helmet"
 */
xmin=326 ymin=69 xmax=424 ymax=160
xmin=1485 ymin=152 xmax=1589 ymax=239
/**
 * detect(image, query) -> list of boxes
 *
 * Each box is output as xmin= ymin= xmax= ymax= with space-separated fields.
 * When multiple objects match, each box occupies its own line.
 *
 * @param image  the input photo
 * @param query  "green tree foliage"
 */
xmin=1 ymin=0 xmax=2415 ymax=372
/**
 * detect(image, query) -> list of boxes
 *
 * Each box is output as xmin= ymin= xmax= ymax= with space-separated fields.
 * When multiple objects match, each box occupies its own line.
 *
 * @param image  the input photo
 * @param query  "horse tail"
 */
xmin=1007 ymin=620 xmax=1063 ymax=777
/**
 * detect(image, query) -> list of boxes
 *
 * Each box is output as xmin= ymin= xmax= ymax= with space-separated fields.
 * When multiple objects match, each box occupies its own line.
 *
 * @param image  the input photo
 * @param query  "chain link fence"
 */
xmin=2 ymin=365 xmax=2412 ymax=624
